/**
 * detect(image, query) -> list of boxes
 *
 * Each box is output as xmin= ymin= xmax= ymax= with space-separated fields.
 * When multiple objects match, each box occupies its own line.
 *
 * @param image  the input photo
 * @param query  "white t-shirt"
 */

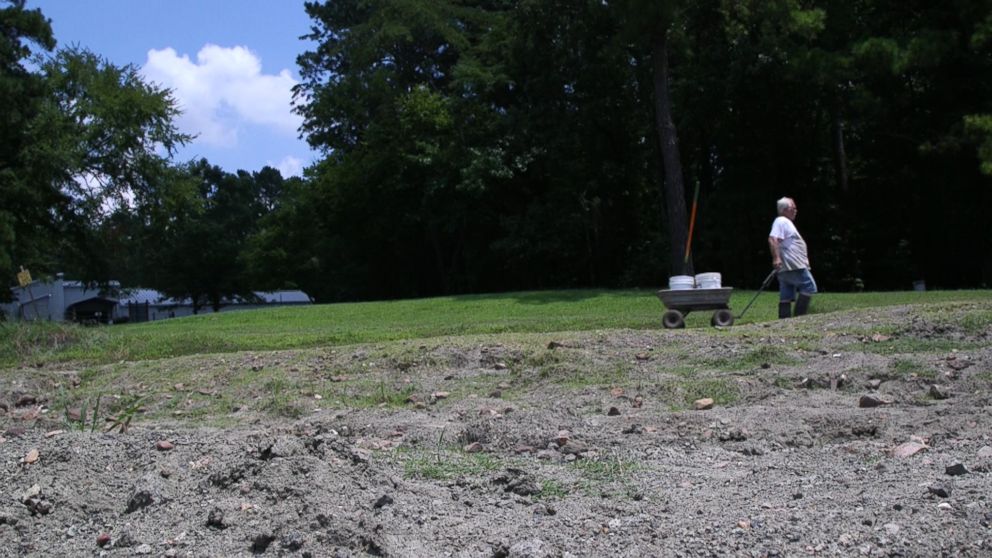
xmin=770 ymin=216 xmax=810 ymax=271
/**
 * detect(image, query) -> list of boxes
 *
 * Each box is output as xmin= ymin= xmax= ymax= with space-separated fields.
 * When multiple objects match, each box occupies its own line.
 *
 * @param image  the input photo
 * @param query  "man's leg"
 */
xmin=778 ymin=272 xmax=797 ymax=319
xmin=792 ymin=270 xmax=818 ymax=317
xmin=779 ymin=301 xmax=793 ymax=319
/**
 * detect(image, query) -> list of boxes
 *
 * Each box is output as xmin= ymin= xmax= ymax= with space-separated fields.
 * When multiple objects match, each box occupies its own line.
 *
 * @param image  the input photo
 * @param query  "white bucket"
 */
xmin=694 ymin=272 xmax=722 ymax=289
xmin=668 ymin=275 xmax=695 ymax=290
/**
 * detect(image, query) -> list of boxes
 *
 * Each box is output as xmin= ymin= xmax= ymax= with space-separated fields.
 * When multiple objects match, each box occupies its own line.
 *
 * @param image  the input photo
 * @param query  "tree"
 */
xmin=0 ymin=0 xmax=55 ymax=297
xmin=1 ymin=1 xmax=188 ymax=296
xmin=143 ymin=161 xmax=267 ymax=313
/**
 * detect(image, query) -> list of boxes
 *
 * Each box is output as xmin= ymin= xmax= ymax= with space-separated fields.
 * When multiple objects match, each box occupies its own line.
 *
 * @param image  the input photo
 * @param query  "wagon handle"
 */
xmin=736 ymin=269 xmax=777 ymax=320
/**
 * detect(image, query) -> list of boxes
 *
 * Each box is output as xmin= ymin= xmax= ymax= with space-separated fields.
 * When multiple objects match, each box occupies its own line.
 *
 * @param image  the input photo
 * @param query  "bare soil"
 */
xmin=1 ymin=302 xmax=991 ymax=557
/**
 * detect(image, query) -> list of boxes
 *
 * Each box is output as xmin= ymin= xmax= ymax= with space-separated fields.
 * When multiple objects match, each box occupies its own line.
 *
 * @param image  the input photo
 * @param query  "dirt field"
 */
xmin=1 ymin=302 xmax=990 ymax=557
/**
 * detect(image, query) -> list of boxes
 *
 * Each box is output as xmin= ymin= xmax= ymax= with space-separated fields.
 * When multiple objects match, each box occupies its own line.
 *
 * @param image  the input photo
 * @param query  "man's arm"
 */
xmin=769 ymin=236 xmax=782 ymax=270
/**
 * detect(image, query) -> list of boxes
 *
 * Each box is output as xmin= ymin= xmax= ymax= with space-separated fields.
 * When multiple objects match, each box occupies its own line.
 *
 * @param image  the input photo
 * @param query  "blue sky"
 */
xmin=27 ymin=0 xmax=319 ymax=177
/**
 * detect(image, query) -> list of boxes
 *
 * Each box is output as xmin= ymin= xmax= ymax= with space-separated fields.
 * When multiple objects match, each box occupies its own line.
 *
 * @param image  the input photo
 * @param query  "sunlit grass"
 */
xmin=2 ymin=289 xmax=989 ymax=367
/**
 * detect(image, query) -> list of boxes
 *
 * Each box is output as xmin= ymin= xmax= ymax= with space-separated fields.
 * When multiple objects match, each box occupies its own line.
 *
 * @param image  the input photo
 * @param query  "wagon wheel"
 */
xmin=662 ymin=310 xmax=685 ymax=329
xmin=711 ymin=309 xmax=734 ymax=328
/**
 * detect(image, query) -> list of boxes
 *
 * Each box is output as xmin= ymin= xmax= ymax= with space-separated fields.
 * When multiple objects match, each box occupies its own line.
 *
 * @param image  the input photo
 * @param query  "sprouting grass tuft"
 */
xmin=260 ymin=378 xmax=304 ymax=418
xmin=704 ymin=345 xmax=799 ymax=371
xmin=889 ymin=358 xmax=935 ymax=379
xmin=655 ymin=377 xmax=740 ymax=410
xmin=536 ymin=479 xmax=569 ymax=500
xmin=402 ymin=450 xmax=501 ymax=480
xmin=351 ymin=381 xmax=417 ymax=408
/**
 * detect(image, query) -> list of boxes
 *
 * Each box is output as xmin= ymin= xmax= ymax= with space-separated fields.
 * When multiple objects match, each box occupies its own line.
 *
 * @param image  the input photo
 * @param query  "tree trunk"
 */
xmin=831 ymin=99 xmax=849 ymax=192
xmin=651 ymin=28 xmax=692 ymax=276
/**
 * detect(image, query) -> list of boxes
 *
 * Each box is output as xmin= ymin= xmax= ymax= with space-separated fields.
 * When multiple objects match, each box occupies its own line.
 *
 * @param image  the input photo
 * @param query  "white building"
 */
xmin=2 ymin=274 xmax=311 ymax=324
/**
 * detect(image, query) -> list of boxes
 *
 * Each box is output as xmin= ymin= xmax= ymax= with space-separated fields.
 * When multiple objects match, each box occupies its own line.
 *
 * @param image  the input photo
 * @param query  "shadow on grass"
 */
xmin=450 ymin=289 xmax=654 ymax=305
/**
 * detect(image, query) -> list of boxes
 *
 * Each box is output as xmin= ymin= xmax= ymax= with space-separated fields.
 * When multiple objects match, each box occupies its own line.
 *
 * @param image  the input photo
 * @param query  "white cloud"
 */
xmin=273 ymin=155 xmax=304 ymax=178
xmin=140 ymin=45 xmax=302 ymax=148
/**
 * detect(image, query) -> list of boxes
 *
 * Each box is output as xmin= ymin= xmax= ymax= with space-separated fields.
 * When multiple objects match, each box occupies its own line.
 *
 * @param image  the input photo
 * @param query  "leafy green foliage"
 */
xmin=1 ymin=1 xmax=188 ymax=296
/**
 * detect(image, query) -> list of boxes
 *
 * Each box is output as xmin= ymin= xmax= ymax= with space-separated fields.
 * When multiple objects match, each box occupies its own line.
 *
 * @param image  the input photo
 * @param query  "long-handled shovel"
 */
xmin=736 ymin=269 xmax=777 ymax=320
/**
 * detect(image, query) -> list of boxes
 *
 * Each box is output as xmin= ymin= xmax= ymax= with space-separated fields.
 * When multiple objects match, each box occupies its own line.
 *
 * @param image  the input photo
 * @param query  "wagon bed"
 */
xmin=655 ymin=287 xmax=734 ymax=328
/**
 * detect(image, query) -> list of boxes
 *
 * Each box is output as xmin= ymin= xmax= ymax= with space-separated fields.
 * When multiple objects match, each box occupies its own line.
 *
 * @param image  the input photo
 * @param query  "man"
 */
xmin=768 ymin=197 xmax=817 ymax=319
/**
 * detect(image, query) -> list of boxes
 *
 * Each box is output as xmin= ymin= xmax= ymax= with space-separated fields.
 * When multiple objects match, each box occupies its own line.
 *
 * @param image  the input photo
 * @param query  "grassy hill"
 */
xmin=2 ymin=288 xmax=990 ymax=368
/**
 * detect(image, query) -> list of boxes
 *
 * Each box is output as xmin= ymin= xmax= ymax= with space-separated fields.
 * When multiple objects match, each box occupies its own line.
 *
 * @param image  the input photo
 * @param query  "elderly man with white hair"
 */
xmin=768 ymin=197 xmax=817 ymax=319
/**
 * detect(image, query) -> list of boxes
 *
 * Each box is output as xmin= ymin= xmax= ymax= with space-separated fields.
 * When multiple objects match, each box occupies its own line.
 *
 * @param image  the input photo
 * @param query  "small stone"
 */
xmin=463 ymin=442 xmax=483 ymax=453
xmin=890 ymin=441 xmax=928 ymax=458
xmin=693 ymin=398 xmax=714 ymax=411
xmin=866 ymin=379 xmax=882 ymax=390
xmin=945 ymin=463 xmax=969 ymax=476
xmin=494 ymin=362 xmax=507 ymax=370
xmin=430 ymin=391 xmax=450 ymax=400
xmin=555 ymin=430 xmax=570 ymax=446
xmin=937 ymin=502 xmax=953 ymax=511
xmin=559 ymin=439 xmax=589 ymax=456
xmin=929 ymin=385 xmax=949 ymax=400
xmin=948 ymin=359 xmax=971 ymax=371
xmin=607 ymin=406 xmax=621 ymax=416
xmin=23 ymin=448 xmax=39 ymax=464
xmin=136 ymin=543 xmax=152 ymax=554
xmin=883 ymin=523 xmax=900 ymax=536
xmin=96 ymin=533 xmax=111 ymax=547
xmin=156 ymin=440 xmax=174 ymax=451
xmin=858 ymin=395 xmax=886 ymax=408
xmin=928 ymin=485 xmax=951 ymax=498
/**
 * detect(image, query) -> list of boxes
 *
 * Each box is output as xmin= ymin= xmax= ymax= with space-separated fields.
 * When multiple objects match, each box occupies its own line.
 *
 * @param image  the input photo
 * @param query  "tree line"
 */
xmin=2 ymin=0 xmax=990 ymax=310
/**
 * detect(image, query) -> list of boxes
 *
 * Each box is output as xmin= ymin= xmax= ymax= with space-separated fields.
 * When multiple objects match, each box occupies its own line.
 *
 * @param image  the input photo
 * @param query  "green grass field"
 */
xmin=2 ymin=288 xmax=989 ymax=368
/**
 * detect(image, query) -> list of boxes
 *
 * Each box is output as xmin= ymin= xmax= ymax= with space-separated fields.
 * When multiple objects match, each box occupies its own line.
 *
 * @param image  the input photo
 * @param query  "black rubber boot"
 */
xmin=778 ymin=301 xmax=792 ymax=319
xmin=794 ymin=293 xmax=812 ymax=316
